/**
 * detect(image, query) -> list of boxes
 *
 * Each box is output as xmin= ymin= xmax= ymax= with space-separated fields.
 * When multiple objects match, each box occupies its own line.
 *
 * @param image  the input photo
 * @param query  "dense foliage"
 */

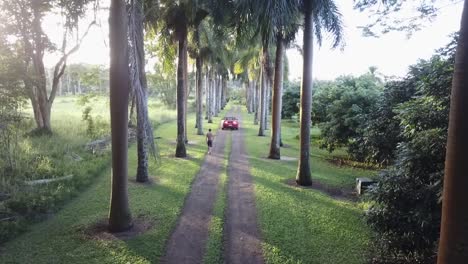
xmin=313 ymin=74 xmax=383 ymax=153
xmin=366 ymin=37 xmax=455 ymax=264
xmin=281 ymin=80 xmax=300 ymax=119
xmin=349 ymin=78 xmax=417 ymax=164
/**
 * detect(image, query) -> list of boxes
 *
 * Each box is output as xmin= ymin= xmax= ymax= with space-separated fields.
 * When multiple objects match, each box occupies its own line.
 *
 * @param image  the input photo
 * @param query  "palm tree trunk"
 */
xmin=175 ymin=26 xmax=188 ymax=157
xmin=296 ymin=1 xmax=313 ymax=186
xmin=128 ymin=92 xmax=136 ymax=127
xmin=136 ymin=92 xmax=149 ymax=182
xmin=205 ymin=68 xmax=209 ymax=120
xmin=258 ymin=47 xmax=268 ymax=136
xmin=130 ymin=0 xmax=150 ymax=183
xmin=108 ymin=0 xmax=132 ymax=232
xmin=184 ymin=43 xmax=188 ymax=144
xmin=268 ymin=36 xmax=285 ymax=160
xmin=196 ymin=56 xmax=204 ymax=135
xmin=246 ymin=81 xmax=251 ymax=113
xmin=437 ymin=1 xmax=468 ymax=262
xmin=254 ymin=75 xmax=260 ymax=125
xmin=208 ymin=68 xmax=213 ymax=123
xmin=214 ymin=75 xmax=219 ymax=117
xmin=221 ymin=76 xmax=225 ymax=110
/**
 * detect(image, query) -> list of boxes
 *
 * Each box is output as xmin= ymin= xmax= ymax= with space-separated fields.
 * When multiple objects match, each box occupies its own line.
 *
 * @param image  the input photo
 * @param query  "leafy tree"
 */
xmin=315 ymin=74 xmax=383 ymax=153
xmin=349 ymin=68 xmax=422 ymax=164
xmin=1 ymin=0 xmax=96 ymax=134
xmin=356 ymin=0 xmax=468 ymax=261
xmin=147 ymin=66 xmax=177 ymax=109
xmin=0 ymin=32 xmax=27 ymax=175
xmin=281 ymin=80 xmax=300 ymax=119
xmin=366 ymin=38 xmax=455 ymax=264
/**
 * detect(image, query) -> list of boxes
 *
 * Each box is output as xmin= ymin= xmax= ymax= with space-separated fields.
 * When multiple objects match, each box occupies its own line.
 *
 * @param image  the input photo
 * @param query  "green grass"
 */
xmin=0 ymin=99 xmax=229 ymax=263
xmin=202 ymin=129 xmax=232 ymax=264
xmin=241 ymin=109 xmax=372 ymax=264
xmin=274 ymin=119 xmax=374 ymax=188
xmin=0 ymin=96 xmax=178 ymax=243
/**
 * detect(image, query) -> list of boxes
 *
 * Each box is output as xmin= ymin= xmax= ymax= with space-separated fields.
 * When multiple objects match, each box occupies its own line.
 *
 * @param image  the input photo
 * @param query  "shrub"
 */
xmin=281 ymin=81 xmax=300 ymax=119
xmin=365 ymin=36 xmax=455 ymax=263
xmin=316 ymin=74 xmax=383 ymax=152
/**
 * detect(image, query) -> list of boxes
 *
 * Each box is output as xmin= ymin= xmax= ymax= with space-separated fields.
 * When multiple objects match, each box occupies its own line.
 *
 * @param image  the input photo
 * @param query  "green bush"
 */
xmin=365 ymin=36 xmax=455 ymax=263
xmin=348 ymin=79 xmax=416 ymax=164
xmin=315 ymin=74 xmax=383 ymax=152
xmin=281 ymin=81 xmax=300 ymax=119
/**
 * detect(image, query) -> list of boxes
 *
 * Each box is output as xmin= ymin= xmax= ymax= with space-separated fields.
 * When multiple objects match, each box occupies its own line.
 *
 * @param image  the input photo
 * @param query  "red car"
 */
xmin=222 ymin=116 xmax=239 ymax=130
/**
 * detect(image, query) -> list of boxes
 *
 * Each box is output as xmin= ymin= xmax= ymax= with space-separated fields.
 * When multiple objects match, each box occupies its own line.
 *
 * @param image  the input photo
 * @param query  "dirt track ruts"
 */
xmin=161 ymin=123 xmax=227 ymax=264
xmin=224 ymin=106 xmax=264 ymax=264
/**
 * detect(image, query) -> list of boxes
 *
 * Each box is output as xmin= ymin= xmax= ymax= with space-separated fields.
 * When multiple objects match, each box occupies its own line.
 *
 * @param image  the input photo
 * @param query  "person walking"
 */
xmin=206 ymin=129 xmax=214 ymax=154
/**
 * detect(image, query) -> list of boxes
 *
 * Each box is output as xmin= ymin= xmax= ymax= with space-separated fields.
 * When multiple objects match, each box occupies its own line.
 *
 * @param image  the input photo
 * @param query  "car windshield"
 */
xmin=224 ymin=117 xmax=237 ymax=121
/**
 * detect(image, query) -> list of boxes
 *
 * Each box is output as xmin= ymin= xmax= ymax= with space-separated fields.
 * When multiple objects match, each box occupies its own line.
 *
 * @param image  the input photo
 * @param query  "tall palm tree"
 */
xmin=437 ymin=0 xmax=468 ymax=262
xmin=268 ymin=35 xmax=285 ymax=159
xmin=296 ymin=0 xmax=343 ymax=186
xmin=268 ymin=3 xmax=301 ymax=159
xmin=128 ymin=0 xmax=156 ymax=183
xmin=108 ymin=0 xmax=132 ymax=232
xmin=156 ymin=0 xmax=208 ymax=157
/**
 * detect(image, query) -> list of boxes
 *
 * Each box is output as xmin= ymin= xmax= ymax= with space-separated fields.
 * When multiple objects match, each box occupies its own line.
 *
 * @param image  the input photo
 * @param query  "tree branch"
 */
xmin=49 ymin=21 xmax=96 ymax=104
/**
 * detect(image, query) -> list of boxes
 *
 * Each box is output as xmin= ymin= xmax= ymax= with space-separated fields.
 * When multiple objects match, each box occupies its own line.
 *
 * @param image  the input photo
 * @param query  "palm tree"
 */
xmin=296 ymin=0 xmax=343 ymax=186
xmin=268 ymin=4 xmax=301 ymax=159
xmin=268 ymin=35 xmax=285 ymax=159
xmin=437 ymin=0 xmax=468 ymax=262
xmin=108 ymin=0 xmax=132 ymax=232
xmin=157 ymin=0 xmax=209 ymax=157
xmin=128 ymin=0 xmax=156 ymax=183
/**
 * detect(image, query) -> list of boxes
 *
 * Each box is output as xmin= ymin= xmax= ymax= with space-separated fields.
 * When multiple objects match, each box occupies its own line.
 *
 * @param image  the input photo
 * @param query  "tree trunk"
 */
xmin=254 ymin=75 xmax=260 ymax=125
xmin=175 ymin=26 xmax=188 ymax=157
xmin=78 ymin=79 xmax=82 ymax=94
xmin=204 ymin=67 xmax=210 ymax=120
xmin=296 ymin=1 xmax=313 ymax=186
xmin=130 ymin=0 xmax=151 ymax=183
xmin=222 ymin=76 xmax=227 ymax=109
xmin=208 ymin=68 xmax=213 ymax=123
xmin=184 ymin=41 xmax=188 ymax=144
xmin=196 ymin=56 xmax=204 ymax=135
xmin=258 ymin=47 xmax=268 ymax=136
xmin=221 ymin=76 xmax=226 ymax=110
xmin=246 ymin=81 xmax=251 ymax=113
xmin=213 ymin=74 xmax=219 ymax=117
xmin=67 ymin=69 xmax=71 ymax=94
xmin=437 ymin=1 xmax=468 ymax=262
xmin=108 ymin=0 xmax=132 ymax=232
xmin=136 ymin=93 xmax=149 ymax=183
xmin=128 ymin=93 xmax=136 ymax=127
xmin=268 ymin=36 xmax=285 ymax=160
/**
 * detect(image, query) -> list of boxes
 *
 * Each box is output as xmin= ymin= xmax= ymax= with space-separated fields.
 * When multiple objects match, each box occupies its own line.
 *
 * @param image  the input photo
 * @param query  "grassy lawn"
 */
xmin=241 ymin=108 xmax=373 ymax=264
xmin=0 ymin=96 xmax=178 ymax=243
xmin=0 ymin=99 xmax=228 ymax=263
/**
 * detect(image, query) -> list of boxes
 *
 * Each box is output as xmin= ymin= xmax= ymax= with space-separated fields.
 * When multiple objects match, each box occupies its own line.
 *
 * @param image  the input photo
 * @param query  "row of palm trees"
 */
xmin=231 ymin=0 xmax=342 ymax=185
xmin=108 ymin=0 xmax=468 ymax=262
xmin=108 ymin=0 xmax=236 ymax=231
